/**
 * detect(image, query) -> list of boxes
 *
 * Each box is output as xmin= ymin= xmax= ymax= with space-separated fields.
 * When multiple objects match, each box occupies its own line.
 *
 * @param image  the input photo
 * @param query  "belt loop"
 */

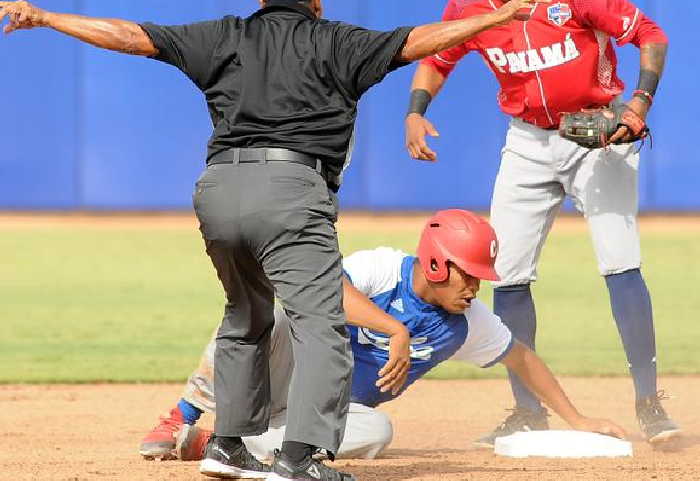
xmin=315 ymin=158 xmax=322 ymax=173
xmin=262 ymin=148 xmax=268 ymax=164
xmin=233 ymin=148 xmax=241 ymax=165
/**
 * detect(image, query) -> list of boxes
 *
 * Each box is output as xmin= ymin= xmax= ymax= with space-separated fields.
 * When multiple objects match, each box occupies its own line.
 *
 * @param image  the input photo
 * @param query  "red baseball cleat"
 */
xmin=139 ymin=407 xmax=184 ymax=460
xmin=176 ymin=425 xmax=213 ymax=461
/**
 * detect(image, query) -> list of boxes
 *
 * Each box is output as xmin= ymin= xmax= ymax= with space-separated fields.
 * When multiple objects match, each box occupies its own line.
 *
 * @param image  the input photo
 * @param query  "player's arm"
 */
xmin=571 ymin=0 xmax=669 ymax=142
xmin=501 ymin=342 xmax=627 ymax=438
xmin=610 ymin=40 xmax=668 ymax=143
xmin=397 ymin=0 xmax=550 ymax=62
xmin=0 ymin=1 xmax=157 ymax=56
xmin=402 ymin=0 xmax=544 ymax=161
xmin=342 ymin=277 xmax=411 ymax=396
xmin=405 ymin=64 xmax=448 ymax=161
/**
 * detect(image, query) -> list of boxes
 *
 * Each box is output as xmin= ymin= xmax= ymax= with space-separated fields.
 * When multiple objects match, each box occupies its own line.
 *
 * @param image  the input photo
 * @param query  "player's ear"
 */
xmin=258 ymin=0 xmax=265 ymax=8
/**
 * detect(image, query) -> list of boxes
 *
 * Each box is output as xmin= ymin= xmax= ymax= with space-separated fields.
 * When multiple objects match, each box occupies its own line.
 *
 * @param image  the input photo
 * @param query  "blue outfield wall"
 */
xmin=1 ymin=1 xmax=696 ymax=211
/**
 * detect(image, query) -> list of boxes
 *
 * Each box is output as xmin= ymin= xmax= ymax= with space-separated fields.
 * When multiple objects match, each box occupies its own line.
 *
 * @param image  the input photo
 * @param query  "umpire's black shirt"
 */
xmin=140 ymin=1 xmax=414 ymax=180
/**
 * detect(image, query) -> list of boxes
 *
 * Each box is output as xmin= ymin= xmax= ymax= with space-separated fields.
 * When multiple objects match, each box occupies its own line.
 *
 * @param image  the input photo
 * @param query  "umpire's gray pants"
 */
xmin=192 ymin=160 xmax=353 ymax=455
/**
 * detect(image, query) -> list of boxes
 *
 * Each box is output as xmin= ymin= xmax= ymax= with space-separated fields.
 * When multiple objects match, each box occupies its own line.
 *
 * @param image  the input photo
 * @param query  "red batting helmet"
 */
xmin=417 ymin=210 xmax=500 ymax=282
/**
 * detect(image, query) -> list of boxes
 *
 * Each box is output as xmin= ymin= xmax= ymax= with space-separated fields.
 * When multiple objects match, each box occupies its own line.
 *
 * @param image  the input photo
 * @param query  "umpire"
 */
xmin=0 ymin=0 xmax=544 ymax=479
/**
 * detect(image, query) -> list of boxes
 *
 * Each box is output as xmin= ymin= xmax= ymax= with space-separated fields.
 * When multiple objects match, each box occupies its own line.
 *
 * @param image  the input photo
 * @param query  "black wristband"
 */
xmin=637 ymin=69 xmax=660 ymax=97
xmin=407 ymin=89 xmax=432 ymax=117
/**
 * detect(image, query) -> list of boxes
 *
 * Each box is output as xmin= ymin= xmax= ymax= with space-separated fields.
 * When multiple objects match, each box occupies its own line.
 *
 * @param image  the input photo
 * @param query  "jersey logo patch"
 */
xmin=390 ymin=298 xmax=404 ymax=313
xmin=547 ymin=3 xmax=572 ymax=27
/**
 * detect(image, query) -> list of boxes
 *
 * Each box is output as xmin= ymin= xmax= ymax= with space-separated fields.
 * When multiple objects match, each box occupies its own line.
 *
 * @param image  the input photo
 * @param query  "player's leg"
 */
xmin=568 ymin=143 xmax=680 ymax=443
xmin=197 ymin=239 xmax=276 ymax=478
xmin=176 ymin=304 xmax=296 ymax=462
xmin=241 ymin=308 xmax=296 ymax=464
xmin=244 ymin=404 xmax=393 ymax=462
xmin=335 ymin=403 xmax=393 ymax=460
xmin=139 ymin=331 xmax=216 ymax=460
xmin=232 ymin=162 xmax=352 ymax=480
xmin=476 ymin=121 xmax=564 ymax=448
xmin=181 ymin=332 xmax=217 ymax=414
xmin=206 ymin=240 xmax=275 ymax=437
xmin=259 ymin=167 xmax=352 ymax=460
xmin=192 ymin=165 xmax=279 ymax=478
xmin=191 ymin=306 xmax=386 ymax=462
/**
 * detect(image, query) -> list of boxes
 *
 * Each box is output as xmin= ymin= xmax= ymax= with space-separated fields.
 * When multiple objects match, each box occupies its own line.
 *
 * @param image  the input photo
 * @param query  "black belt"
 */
xmin=207 ymin=148 xmax=338 ymax=191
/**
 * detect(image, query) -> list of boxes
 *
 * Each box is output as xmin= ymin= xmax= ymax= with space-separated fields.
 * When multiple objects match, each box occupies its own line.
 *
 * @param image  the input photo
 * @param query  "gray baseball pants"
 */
xmin=192 ymin=160 xmax=353 ymax=455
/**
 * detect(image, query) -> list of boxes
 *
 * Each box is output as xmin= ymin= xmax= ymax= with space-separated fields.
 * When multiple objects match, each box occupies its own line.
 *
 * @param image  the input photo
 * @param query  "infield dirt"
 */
xmin=2 ymin=377 xmax=698 ymax=481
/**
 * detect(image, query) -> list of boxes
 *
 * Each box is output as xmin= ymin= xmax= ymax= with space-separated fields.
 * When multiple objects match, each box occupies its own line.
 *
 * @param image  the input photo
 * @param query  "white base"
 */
xmin=494 ymin=430 xmax=633 ymax=458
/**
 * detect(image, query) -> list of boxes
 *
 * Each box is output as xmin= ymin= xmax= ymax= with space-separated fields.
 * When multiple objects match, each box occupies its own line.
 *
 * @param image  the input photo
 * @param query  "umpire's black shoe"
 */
xmin=267 ymin=450 xmax=356 ymax=481
xmin=473 ymin=406 xmax=549 ymax=449
xmin=199 ymin=435 xmax=270 ymax=479
xmin=636 ymin=391 xmax=682 ymax=444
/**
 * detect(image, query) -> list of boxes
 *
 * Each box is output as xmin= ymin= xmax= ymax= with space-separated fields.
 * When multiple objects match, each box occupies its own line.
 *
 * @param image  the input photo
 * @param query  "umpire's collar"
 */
xmin=256 ymin=0 xmax=316 ymax=20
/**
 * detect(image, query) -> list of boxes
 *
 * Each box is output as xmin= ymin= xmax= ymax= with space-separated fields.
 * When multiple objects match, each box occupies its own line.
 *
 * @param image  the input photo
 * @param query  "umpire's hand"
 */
xmin=406 ymin=113 xmax=440 ymax=162
xmin=376 ymin=327 xmax=411 ymax=396
xmin=0 ymin=1 xmax=47 ymax=34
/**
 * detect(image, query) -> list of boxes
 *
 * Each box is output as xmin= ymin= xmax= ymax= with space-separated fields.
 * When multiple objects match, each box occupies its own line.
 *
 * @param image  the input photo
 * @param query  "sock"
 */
xmin=494 ymin=284 xmax=544 ymax=413
xmin=281 ymin=441 xmax=314 ymax=464
xmin=605 ymin=269 xmax=657 ymax=400
xmin=178 ymin=398 xmax=204 ymax=425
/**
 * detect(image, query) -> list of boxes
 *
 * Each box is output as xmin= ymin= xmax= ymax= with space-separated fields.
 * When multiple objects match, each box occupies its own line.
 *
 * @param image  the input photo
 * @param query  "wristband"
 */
xmin=633 ymin=89 xmax=654 ymax=106
xmin=407 ymin=89 xmax=432 ymax=117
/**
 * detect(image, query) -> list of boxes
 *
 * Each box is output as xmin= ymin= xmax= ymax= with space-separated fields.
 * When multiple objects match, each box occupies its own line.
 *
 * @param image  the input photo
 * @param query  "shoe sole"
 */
xmin=472 ymin=441 xmax=495 ymax=450
xmin=200 ymin=459 xmax=269 ymax=479
xmin=139 ymin=444 xmax=177 ymax=461
xmin=648 ymin=428 xmax=682 ymax=445
xmin=266 ymin=474 xmax=357 ymax=481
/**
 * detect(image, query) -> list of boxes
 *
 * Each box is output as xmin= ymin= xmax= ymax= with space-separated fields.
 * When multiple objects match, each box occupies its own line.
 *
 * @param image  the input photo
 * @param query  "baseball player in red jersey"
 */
xmin=405 ymin=0 xmax=679 ymax=447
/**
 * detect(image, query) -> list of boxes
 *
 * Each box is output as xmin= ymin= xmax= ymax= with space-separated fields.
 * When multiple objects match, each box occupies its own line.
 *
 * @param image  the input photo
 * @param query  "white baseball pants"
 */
xmin=490 ymin=118 xmax=642 ymax=287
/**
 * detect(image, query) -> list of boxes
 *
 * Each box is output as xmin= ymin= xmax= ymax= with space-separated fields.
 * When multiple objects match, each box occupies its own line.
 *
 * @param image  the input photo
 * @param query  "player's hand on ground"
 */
xmin=572 ymin=416 xmax=627 ymax=440
xmin=0 ymin=1 xmax=47 ymax=34
xmin=376 ymin=327 xmax=410 ymax=395
xmin=406 ymin=113 xmax=439 ymax=162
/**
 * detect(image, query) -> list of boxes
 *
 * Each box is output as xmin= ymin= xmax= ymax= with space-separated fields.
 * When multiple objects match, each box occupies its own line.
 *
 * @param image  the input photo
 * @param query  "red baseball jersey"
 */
xmin=422 ymin=0 xmax=668 ymax=129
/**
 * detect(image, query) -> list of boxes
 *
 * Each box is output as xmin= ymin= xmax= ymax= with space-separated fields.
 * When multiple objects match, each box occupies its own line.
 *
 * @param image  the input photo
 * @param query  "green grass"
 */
xmin=1 ymin=222 xmax=699 ymax=383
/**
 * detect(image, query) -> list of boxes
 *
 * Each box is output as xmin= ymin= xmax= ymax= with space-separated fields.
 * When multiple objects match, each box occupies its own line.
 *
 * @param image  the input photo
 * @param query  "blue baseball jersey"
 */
xmin=343 ymin=248 xmax=514 ymax=407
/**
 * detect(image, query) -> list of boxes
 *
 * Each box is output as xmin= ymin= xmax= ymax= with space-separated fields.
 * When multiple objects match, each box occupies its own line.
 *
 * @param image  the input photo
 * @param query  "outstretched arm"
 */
xmin=0 ymin=1 xmax=156 ymax=56
xmin=501 ymin=342 xmax=627 ymax=438
xmin=396 ymin=0 xmax=549 ymax=63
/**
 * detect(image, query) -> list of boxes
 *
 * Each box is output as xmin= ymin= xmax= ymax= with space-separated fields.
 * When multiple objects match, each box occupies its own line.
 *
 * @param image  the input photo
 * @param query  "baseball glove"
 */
xmin=559 ymin=105 xmax=649 ymax=149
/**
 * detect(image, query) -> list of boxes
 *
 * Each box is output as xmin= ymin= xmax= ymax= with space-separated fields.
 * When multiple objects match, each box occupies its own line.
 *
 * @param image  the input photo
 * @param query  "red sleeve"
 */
xmin=572 ymin=0 xmax=668 ymax=47
xmin=420 ymin=0 xmax=473 ymax=78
